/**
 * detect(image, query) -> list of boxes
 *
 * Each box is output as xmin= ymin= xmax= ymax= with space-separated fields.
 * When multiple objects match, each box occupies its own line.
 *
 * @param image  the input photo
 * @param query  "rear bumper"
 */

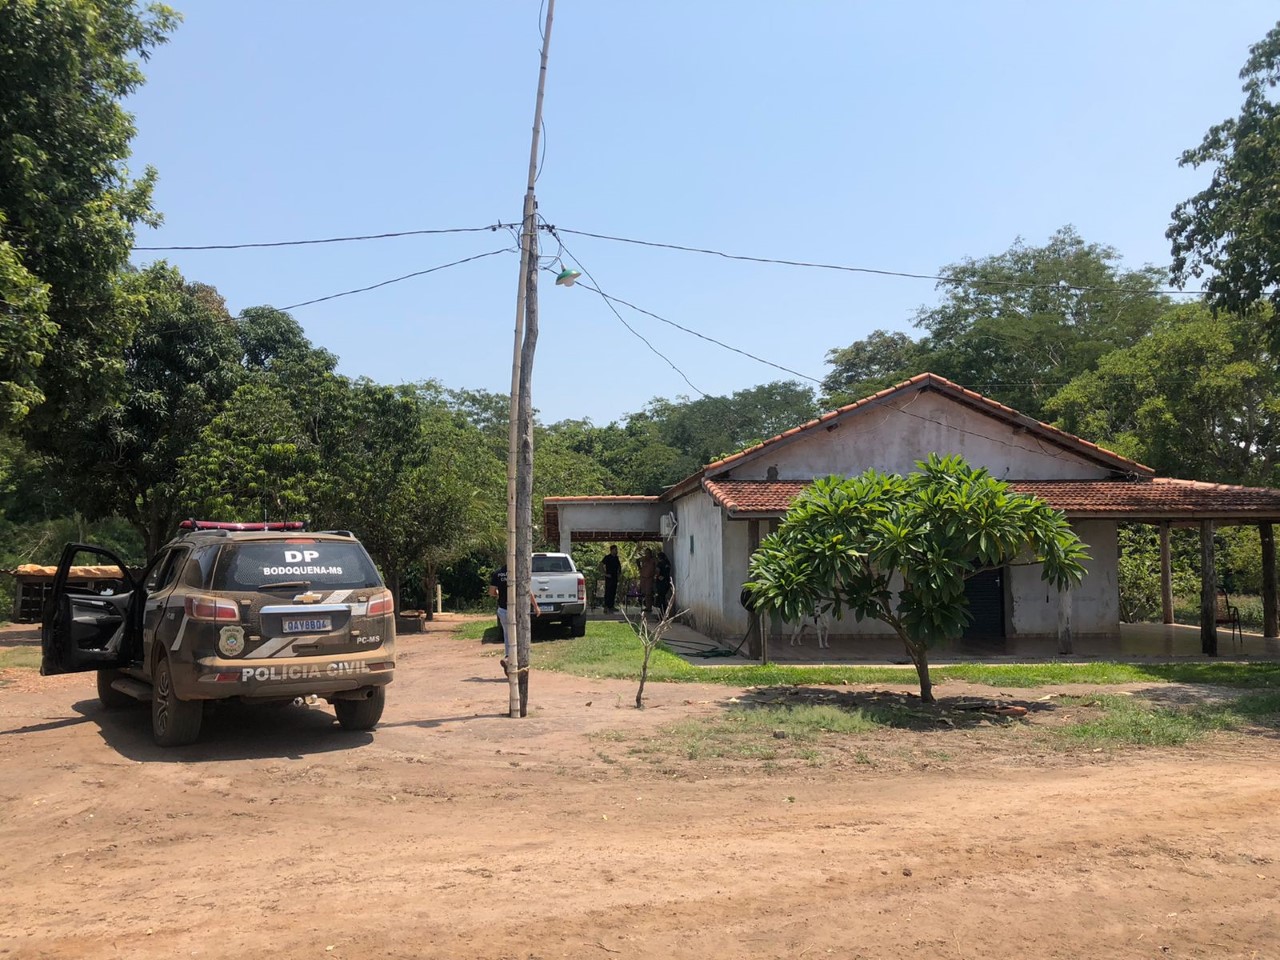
xmin=535 ymin=603 xmax=585 ymax=620
xmin=175 ymin=647 xmax=395 ymax=701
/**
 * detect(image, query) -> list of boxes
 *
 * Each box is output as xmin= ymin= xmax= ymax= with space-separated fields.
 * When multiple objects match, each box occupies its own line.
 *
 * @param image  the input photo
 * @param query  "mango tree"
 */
xmin=745 ymin=454 xmax=1088 ymax=702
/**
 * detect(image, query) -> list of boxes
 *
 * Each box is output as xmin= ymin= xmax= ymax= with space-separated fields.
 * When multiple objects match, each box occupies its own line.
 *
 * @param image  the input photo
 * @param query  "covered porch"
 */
xmin=705 ymin=476 xmax=1280 ymax=663
xmin=542 ymin=496 xmax=667 ymax=552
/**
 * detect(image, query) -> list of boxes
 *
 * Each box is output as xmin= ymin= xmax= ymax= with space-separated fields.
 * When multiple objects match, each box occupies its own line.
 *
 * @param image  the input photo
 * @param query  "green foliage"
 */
xmin=821 ymin=228 xmax=1171 ymax=420
xmin=54 ymin=264 xmax=241 ymax=553
xmin=0 ymin=0 xmax=180 ymax=433
xmin=314 ymin=380 xmax=505 ymax=608
xmin=1045 ymin=304 xmax=1280 ymax=485
xmin=1113 ymin=524 xmax=1200 ymax=623
xmin=178 ymin=380 xmax=320 ymax=522
xmin=822 ymin=329 xmax=926 ymax=408
xmin=745 ymin=455 xmax=1089 ymax=701
xmin=0 ymin=219 xmax=53 ymax=423
xmin=1169 ymin=22 xmax=1280 ymax=322
xmin=1172 ymin=593 xmax=1265 ymax=631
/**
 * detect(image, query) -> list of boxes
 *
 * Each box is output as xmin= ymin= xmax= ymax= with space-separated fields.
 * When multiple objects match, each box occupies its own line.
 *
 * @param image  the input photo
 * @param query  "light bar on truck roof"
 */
xmin=178 ymin=520 xmax=307 ymax=531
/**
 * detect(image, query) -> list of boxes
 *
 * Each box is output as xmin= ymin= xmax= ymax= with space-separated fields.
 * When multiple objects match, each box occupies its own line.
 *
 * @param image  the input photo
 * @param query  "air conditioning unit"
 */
xmin=659 ymin=512 xmax=677 ymax=538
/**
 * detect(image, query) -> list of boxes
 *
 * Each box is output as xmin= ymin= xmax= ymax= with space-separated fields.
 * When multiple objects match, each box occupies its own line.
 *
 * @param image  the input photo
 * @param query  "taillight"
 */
xmin=366 ymin=590 xmax=394 ymax=617
xmin=577 ymin=575 xmax=585 ymax=602
xmin=185 ymin=595 xmax=240 ymax=622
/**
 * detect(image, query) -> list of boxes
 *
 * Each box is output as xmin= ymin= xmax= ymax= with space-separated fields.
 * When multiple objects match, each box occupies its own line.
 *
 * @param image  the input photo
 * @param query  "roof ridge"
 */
xmin=662 ymin=373 xmax=1150 ymax=500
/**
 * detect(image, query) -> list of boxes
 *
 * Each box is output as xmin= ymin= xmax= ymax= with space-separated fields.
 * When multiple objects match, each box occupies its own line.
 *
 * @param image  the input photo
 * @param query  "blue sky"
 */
xmin=126 ymin=1 xmax=1277 ymax=425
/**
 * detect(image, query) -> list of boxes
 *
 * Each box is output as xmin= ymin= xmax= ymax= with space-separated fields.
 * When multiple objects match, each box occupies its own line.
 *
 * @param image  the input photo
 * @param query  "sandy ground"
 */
xmin=2 ymin=616 xmax=1279 ymax=960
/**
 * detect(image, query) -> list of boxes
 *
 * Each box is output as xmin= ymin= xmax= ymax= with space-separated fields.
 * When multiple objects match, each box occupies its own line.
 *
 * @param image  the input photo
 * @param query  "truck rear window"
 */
xmin=212 ymin=542 xmax=383 ymax=591
xmin=532 ymin=555 xmax=574 ymax=573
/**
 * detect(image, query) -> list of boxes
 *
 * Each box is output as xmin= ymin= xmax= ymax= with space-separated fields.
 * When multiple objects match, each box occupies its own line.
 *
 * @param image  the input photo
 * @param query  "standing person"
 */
xmin=655 ymin=549 xmax=672 ymax=615
xmin=489 ymin=564 xmax=540 ymax=675
xmin=600 ymin=545 xmax=621 ymax=613
xmin=637 ymin=548 xmax=657 ymax=618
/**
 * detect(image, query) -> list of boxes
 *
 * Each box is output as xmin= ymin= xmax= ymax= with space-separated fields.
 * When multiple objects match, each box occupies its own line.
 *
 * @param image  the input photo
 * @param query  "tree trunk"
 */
xmin=389 ymin=572 xmax=401 ymax=616
xmin=636 ymin=645 xmax=653 ymax=709
xmin=422 ymin=563 xmax=437 ymax=621
xmin=900 ymin=635 xmax=934 ymax=703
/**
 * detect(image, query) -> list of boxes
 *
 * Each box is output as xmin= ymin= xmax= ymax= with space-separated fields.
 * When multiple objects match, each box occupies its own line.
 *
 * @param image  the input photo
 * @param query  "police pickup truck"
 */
xmin=530 ymin=552 xmax=587 ymax=637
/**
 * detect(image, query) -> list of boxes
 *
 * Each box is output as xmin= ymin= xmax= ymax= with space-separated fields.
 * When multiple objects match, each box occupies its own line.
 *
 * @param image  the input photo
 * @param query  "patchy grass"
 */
xmin=1052 ymin=690 xmax=1280 ymax=747
xmin=0 ymin=647 xmax=40 ymax=671
xmin=631 ymin=704 xmax=891 ymax=763
xmin=457 ymin=620 xmax=1280 ymax=690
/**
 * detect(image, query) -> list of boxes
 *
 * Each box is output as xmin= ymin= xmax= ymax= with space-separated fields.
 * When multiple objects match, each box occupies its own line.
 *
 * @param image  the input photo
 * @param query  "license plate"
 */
xmin=283 ymin=617 xmax=331 ymax=633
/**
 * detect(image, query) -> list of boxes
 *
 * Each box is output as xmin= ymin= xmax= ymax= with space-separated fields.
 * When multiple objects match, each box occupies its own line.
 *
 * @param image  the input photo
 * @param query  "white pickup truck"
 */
xmin=530 ymin=552 xmax=587 ymax=637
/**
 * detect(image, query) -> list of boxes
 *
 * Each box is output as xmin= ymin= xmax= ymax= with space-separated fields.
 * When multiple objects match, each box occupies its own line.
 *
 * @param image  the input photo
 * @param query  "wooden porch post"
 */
xmin=1159 ymin=521 xmax=1174 ymax=625
xmin=1200 ymin=520 xmax=1218 ymax=656
xmin=747 ymin=519 xmax=761 ymax=660
xmin=1261 ymin=522 xmax=1278 ymax=639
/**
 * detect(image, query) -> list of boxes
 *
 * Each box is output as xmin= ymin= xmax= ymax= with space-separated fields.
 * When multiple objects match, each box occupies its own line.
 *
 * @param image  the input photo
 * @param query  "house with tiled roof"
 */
xmin=544 ymin=374 xmax=1280 ymax=657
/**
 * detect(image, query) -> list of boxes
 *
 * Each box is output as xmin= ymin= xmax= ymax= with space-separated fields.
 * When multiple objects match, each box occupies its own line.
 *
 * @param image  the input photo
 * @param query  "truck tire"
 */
xmin=569 ymin=615 xmax=587 ymax=638
xmin=334 ymin=686 xmax=385 ymax=731
xmin=152 ymin=651 xmax=202 ymax=747
xmin=96 ymin=670 xmax=134 ymax=711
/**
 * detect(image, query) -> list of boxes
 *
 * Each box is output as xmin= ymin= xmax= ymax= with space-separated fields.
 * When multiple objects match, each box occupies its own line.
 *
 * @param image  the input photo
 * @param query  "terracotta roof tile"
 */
xmin=702 ymin=477 xmax=1280 ymax=521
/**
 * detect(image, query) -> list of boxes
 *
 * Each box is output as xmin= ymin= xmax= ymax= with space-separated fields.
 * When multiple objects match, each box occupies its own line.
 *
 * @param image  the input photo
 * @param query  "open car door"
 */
xmin=40 ymin=543 xmax=138 ymax=676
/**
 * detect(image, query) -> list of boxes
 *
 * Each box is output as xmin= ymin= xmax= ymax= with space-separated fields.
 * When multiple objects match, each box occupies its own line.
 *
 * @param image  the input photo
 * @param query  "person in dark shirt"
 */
xmin=489 ymin=564 xmax=540 ymax=675
xmin=655 ymin=549 xmax=672 ymax=615
xmin=600 ymin=545 xmax=621 ymax=613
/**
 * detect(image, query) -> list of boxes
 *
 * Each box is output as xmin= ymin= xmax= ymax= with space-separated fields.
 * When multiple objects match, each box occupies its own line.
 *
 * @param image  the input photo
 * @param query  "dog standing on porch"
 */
xmin=788 ymin=608 xmax=831 ymax=649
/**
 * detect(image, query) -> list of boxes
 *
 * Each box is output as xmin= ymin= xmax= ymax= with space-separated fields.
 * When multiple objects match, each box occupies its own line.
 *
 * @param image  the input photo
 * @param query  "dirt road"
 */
xmin=2 ymin=617 xmax=1278 ymax=959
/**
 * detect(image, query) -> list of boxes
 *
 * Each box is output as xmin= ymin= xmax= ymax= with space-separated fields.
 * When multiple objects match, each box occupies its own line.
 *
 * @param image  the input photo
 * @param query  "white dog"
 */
xmin=788 ymin=608 xmax=831 ymax=649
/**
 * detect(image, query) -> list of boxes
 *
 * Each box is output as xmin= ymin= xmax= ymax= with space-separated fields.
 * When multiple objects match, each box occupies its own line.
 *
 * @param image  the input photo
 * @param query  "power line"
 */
xmin=133 ymin=224 xmax=516 ymax=252
xmin=133 ymin=218 xmax=1203 ymax=299
xmin=552 ymin=237 xmax=706 ymax=397
xmin=552 ymin=226 xmax=1203 ymax=297
xmin=575 ymin=279 xmax=824 ymax=386
xmin=278 ymin=247 xmax=514 ymax=310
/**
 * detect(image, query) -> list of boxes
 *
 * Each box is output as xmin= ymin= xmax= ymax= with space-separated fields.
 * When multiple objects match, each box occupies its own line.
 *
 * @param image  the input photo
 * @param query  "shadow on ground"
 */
xmin=736 ymin=686 xmax=1057 ymax=731
xmin=43 ymin=698 xmax=375 ymax=762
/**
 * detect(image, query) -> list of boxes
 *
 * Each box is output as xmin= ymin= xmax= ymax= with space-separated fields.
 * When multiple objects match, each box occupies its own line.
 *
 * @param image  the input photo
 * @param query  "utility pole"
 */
xmin=505 ymin=0 xmax=555 ymax=718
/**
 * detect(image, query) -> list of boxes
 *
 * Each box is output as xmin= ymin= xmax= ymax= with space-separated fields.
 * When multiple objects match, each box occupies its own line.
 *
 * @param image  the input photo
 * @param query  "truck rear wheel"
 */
xmin=569 ymin=615 xmax=587 ymax=638
xmin=334 ymin=686 xmax=385 ymax=731
xmin=152 ymin=652 xmax=203 ymax=747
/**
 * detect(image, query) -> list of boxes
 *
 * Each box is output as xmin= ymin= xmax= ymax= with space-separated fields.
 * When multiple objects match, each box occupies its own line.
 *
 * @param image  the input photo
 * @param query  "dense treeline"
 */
xmin=2 ymin=4 xmax=1279 ymax=616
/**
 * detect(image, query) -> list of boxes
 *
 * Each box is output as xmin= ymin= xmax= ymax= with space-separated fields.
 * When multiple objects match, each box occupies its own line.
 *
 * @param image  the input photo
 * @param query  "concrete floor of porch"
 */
xmin=608 ymin=615 xmax=1280 ymax=666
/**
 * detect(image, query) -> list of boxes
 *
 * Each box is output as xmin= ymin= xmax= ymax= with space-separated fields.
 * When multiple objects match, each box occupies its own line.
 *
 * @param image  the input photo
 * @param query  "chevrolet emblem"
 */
xmin=293 ymin=592 xmax=324 ymax=603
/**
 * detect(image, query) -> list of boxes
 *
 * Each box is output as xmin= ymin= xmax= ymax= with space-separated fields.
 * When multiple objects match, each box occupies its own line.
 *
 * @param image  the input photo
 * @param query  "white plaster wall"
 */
xmin=731 ymin=392 xmax=1112 ymax=482
xmin=672 ymin=492 xmax=726 ymax=637
xmin=1008 ymin=520 xmax=1119 ymax=638
xmin=720 ymin=519 xmax=752 ymax=637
